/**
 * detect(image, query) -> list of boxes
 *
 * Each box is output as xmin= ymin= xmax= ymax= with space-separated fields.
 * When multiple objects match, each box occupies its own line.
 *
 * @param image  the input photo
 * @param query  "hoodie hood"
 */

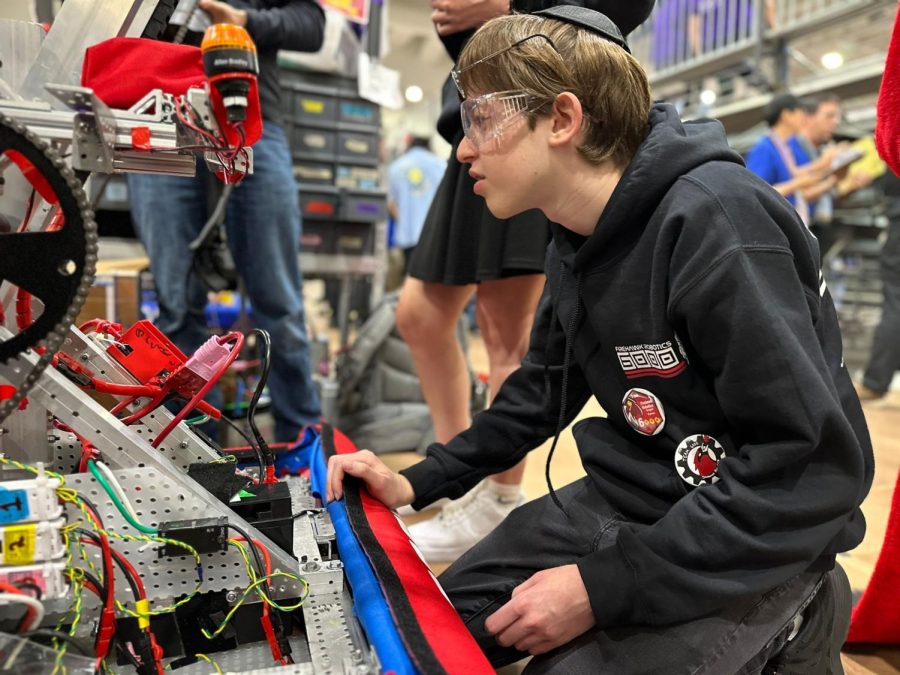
xmin=555 ymin=102 xmax=744 ymax=271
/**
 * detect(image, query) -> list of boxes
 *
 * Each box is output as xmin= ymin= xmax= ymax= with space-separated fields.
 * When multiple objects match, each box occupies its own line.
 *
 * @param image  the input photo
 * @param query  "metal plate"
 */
xmin=63 ymin=469 xmax=307 ymax=606
xmin=304 ymin=589 xmax=374 ymax=675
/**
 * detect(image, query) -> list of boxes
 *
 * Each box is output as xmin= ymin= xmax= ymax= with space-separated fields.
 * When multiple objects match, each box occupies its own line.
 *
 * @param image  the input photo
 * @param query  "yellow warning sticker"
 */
xmin=2 ymin=524 xmax=36 ymax=565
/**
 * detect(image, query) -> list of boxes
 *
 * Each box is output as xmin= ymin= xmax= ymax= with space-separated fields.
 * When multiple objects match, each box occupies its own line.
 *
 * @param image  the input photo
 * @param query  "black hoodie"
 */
xmin=401 ymin=103 xmax=874 ymax=629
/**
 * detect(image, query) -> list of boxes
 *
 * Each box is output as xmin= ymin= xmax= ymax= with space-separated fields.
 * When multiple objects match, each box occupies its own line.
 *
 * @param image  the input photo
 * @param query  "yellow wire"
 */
xmin=52 ymin=575 xmax=85 ymax=675
xmin=62 ymin=489 xmax=205 ymax=617
xmin=195 ymin=653 xmax=224 ymax=674
xmin=200 ymin=571 xmax=308 ymax=639
xmin=0 ymin=455 xmax=66 ymax=486
xmin=226 ymin=538 xmax=311 ymax=613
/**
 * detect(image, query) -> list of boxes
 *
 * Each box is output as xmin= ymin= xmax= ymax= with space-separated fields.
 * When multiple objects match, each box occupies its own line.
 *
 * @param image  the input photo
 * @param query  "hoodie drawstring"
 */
xmin=544 ymin=269 xmax=581 ymax=514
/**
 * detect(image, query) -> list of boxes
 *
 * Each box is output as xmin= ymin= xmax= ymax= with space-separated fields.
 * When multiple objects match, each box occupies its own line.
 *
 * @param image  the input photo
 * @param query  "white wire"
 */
xmin=0 ymin=592 xmax=45 ymax=631
xmin=94 ymin=460 xmax=141 ymax=524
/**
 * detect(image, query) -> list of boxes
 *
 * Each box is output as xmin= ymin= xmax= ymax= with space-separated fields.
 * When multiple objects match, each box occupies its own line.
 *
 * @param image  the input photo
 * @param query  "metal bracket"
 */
xmin=46 ymin=85 xmax=116 ymax=172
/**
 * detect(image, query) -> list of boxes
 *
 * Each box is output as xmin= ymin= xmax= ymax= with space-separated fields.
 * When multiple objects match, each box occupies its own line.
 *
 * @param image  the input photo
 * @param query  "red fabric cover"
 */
xmin=82 ymin=37 xmax=262 ymax=150
xmin=331 ymin=427 xmax=494 ymax=674
xmin=846 ymin=469 xmax=900 ymax=644
xmin=876 ymin=11 xmax=900 ymax=174
xmin=81 ymin=38 xmax=205 ymax=109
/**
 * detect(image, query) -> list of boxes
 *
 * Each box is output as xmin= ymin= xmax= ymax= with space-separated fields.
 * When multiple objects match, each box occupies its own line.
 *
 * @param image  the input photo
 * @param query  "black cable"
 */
xmin=24 ymin=629 xmax=90 ymax=656
xmin=14 ymin=581 xmax=42 ymax=600
xmin=173 ymin=0 xmax=201 ymax=45
xmin=247 ymin=328 xmax=275 ymax=471
xmin=221 ymin=415 xmax=266 ymax=480
xmin=226 ymin=523 xmax=266 ymax=586
xmin=79 ymin=569 xmax=108 ymax=600
xmin=77 ymin=530 xmax=140 ymax=602
xmin=75 ymin=496 xmax=113 ymax=596
xmin=241 ymin=510 xmax=318 ymax=528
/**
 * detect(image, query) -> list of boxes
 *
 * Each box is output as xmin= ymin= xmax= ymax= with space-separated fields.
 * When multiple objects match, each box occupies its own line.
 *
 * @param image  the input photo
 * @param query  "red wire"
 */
xmin=79 ymin=319 xmax=123 ymax=339
xmin=232 ymin=536 xmax=282 ymax=661
xmin=81 ymin=539 xmax=164 ymax=675
xmin=80 ymin=538 xmax=146 ymax=599
xmin=80 ymin=504 xmax=116 ymax=660
xmin=53 ymin=421 xmax=98 ymax=473
xmin=114 ymin=391 xmax=168 ymax=424
xmin=90 ymin=379 xmax=159 ymax=398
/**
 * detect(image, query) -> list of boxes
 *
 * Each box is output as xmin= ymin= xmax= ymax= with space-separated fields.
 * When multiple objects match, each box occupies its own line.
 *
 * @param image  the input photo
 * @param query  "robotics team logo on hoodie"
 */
xmin=622 ymin=388 xmax=666 ymax=436
xmin=615 ymin=341 xmax=686 ymax=379
xmin=675 ymin=434 xmax=725 ymax=486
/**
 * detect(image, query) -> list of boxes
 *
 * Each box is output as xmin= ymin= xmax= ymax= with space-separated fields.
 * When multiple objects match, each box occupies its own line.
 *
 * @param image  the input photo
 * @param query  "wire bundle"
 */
xmin=0 ymin=453 xmax=309 ymax=672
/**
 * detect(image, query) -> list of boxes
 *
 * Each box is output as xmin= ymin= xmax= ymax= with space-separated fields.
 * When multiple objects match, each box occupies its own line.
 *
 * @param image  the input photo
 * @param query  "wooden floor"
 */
xmin=379 ymin=335 xmax=900 ymax=674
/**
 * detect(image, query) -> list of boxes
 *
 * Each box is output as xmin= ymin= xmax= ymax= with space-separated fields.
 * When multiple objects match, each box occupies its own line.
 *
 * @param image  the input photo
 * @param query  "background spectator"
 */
xmin=387 ymin=136 xmax=446 ymax=274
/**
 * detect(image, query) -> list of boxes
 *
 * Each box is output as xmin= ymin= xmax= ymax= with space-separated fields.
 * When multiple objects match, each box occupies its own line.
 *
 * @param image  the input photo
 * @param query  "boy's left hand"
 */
xmin=485 ymin=564 xmax=595 ymax=655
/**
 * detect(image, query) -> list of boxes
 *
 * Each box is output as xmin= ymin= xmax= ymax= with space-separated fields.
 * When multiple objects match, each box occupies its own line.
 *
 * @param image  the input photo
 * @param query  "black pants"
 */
xmin=439 ymin=478 xmax=850 ymax=674
xmin=863 ymin=215 xmax=900 ymax=393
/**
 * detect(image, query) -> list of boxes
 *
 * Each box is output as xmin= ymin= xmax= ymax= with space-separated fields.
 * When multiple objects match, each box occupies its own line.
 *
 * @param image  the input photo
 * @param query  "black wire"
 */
xmin=77 ymin=529 xmax=140 ymax=602
xmin=24 ymin=629 xmax=91 ymax=656
xmin=227 ymin=523 xmax=265 ymax=578
xmin=226 ymin=523 xmax=270 ymax=599
xmin=76 ymin=496 xmax=113 ymax=596
xmin=247 ymin=328 xmax=275 ymax=471
xmin=243 ymin=510 xmax=318 ymax=528
xmin=14 ymin=581 xmax=42 ymax=600
xmin=79 ymin=569 xmax=108 ymax=600
xmin=221 ymin=415 xmax=266 ymax=480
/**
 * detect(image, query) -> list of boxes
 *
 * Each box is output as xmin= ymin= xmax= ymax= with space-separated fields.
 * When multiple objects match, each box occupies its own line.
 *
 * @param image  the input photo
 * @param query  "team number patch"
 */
xmin=675 ymin=434 xmax=725 ymax=486
xmin=615 ymin=341 xmax=686 ymax=379
xmin=622 ymin=388 xmax=666 ymax=436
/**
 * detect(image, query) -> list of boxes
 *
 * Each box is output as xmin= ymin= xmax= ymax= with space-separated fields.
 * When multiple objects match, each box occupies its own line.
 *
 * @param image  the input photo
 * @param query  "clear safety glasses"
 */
xmin=451 ymin=34 xmax=559 ymax=150
xmin=459 ymin=91 xmax=543 ymax=150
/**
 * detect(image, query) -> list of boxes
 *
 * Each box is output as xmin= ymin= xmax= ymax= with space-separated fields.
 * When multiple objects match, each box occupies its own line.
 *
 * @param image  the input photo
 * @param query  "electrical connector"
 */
xmin=157 ymin=517 xmax=228 ymax=558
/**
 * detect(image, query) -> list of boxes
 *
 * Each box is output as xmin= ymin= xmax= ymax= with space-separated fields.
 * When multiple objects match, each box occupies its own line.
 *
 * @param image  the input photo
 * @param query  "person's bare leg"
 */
xmin=396 ymin=276 xmax=476 ymax=443
xmin=404 ymin=273 xmax=545 ymax=562
xmin=475 ymin=274 xmax=545 ymax=486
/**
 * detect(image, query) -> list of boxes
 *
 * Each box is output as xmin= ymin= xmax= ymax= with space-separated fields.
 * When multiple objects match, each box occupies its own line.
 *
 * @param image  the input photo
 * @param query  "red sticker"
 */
xmin=622 ymin=388 xmax=666 ymax=436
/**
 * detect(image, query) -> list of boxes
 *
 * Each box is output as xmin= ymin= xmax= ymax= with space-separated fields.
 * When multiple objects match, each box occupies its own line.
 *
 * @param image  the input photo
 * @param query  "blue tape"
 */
xmin=308 ymin=432 xmax=417 ymax=675
xmin=0 ymin=487 xmax=29 ymax=524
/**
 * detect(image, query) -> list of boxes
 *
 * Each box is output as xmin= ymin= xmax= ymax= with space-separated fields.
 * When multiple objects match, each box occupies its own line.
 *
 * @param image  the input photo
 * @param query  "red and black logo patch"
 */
xmin=674 ymin=434 xmax=725 ymax=486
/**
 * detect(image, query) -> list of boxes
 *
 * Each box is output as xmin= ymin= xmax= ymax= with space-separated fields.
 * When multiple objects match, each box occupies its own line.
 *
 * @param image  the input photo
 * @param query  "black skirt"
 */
xmin=407 ymin=132 xmax=550 ymax=285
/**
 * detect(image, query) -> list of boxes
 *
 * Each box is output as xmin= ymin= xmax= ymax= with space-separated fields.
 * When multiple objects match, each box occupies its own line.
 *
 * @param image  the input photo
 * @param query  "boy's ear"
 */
xmin=548 ymin=92 xmax=585 ymax=148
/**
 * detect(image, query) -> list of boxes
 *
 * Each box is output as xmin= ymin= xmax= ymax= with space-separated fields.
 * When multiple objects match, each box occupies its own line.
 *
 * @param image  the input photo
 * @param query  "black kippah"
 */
xmin=532 ymin=6 xmax=630 ymax=53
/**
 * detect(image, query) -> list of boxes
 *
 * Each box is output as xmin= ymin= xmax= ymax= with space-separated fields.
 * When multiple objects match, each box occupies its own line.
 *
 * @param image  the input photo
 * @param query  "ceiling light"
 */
xmin=404 ymin=85 xmax=423 ymax=103
xmin=821 ymin=51 xmax=844 ymax=70
xmin=699 ymin=89 xmax=717 ymax=106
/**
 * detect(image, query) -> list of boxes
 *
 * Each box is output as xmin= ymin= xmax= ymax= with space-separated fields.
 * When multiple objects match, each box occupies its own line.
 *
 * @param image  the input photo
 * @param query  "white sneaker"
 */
xmin=407 ymin=482 xmax=526 ymax=563
xmin=396 ymin=498 xmax=452 ymax=517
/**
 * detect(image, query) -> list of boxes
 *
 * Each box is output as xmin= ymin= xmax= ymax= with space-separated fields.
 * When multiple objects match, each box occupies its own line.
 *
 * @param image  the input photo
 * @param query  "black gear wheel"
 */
xmin=0 ymin=113 xmax=97 ymax=422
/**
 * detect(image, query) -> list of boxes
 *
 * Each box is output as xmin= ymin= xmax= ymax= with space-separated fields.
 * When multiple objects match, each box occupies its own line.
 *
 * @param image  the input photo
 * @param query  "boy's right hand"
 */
xmin=430 ymin=0 xmax=511 ymax=36
xmin=325 ymin=450 xmax=416 ymax=509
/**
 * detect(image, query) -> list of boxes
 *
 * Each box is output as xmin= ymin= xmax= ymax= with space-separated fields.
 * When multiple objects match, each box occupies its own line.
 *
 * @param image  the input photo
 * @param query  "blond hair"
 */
xmin=457 ymin=14 xmax=651 ymax=167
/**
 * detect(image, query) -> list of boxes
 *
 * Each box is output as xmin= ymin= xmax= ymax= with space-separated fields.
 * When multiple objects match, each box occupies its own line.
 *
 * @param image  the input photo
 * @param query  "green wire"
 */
xmin=86 ymin=460 xmax=157 ymax=534
xmin=185 ymin=414 xmax=211 ymax=426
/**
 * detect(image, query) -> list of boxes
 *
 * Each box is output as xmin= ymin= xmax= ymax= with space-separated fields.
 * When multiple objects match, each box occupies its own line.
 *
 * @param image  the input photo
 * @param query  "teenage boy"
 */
xmin=327 ymin=7 xmax=872 ymax=672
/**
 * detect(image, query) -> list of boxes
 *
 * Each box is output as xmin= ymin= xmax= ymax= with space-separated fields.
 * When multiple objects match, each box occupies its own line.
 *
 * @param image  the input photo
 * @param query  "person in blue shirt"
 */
xmin=746 ymin=93 xmax=834 ymax=226
xmin=790 ymin=94 xmax=872 ymax=230
xmin=387 ymin=137 xmax=447 ymax=273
